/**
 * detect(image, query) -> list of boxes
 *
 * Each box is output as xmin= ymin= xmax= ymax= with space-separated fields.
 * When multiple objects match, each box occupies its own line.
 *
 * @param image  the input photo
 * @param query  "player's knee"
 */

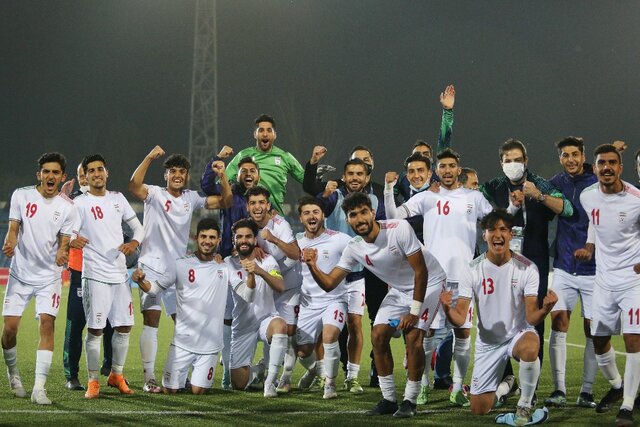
xmin=142 ymin=310 xmax=161 ymax=327
xmin=370 ymin=327 xmax=390 ymax=349
xmin=347 ymin=314 xmax=362 ymax=329
xmin=163 ymin=387 xmax=178 ymax=394
xmin=115 ymin=326 xmax=132 ymax=334
xmin=470 ymin=401 xmax=492 ymax=416
xmin=270 ymin=318 xmax=287 ymax=335
xmin=191 ymin=386 xmax=207 ymax=395
xmin=551 ymin=311 xmax=569 ymax=332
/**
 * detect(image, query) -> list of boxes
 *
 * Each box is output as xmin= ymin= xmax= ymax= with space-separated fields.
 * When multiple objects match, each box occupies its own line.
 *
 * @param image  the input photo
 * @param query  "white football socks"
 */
xmin=266 ymin=334 xmax=287 ymax=384
xmin=581 ymin=337 xmax=597 ymax=394
xmin=517 ymin=359 xmax=540 ymax=409
xmin=379 ymin=374 xmax=397 ymax=402
xmin=34 ymin=350 xmax=52 ymax=390
xmin=421 ymin=335 xmax=434 ymax=387
xmin=346 ymin=362 xmax=360 ymax=381
xmin=404 ymin=379 xmax=421 ymax=404
xmin=549 ymin=330 xmax=567 ymax=393
xmin=596 ymin=346 xmax=622 ymax=389
xmin=111 ymin=331 xmax=130 ymax=375
xmin=323 ymin=341 xmax=340 ymax=380
xmin=139 ymin=325 xmax=158 ymax=382
xmin=85 ymin=332 xmax=102 ymax=380
xmin=452 ymin=336 xmax=470 ymax=393
xmin=622 ymin=352 xmax=640 ymax=411
xmin=2 ymin=346 xmax=19 ymax=377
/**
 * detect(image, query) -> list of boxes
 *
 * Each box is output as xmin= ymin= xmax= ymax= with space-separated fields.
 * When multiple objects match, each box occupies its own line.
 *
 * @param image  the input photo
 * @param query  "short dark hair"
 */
xmin=297 ymin=196 xmax=323 ymax=214
xmin=238 ymin=156 xmax=260 ymax=172
xmin=196 ymin=218 xmax=220 ymax=235
xmin=81 ymin=154 xmax=107 ymax=173
xmin=436 ymin=148 xmax=461 ymax=165
xmin=593 ymin=144 xmax=621 ymax=163
xmin=499 ymin=138 xmax=527 ymax=162
xmin=413 ymin=140 xmax=432 ymax=152
xmin=459 ymin=167 xmax=477 ymax=185
xmin=232 ymin=218 xmax=259 ymax=237
xmin=343 ymin=158 xmax=370 ymax=175
xmin=255 ymin=114 xmax=275 ymax=128
xmin=555 ymin=136 xmax=584 ymax=154
xmin=404 ymin=152 xmax=431 ymax=170
xmin=350 ymin=145 xmax=373 ymax=158
xmin=481 ymin=209 xmax=515 ymax=231
xmin=245 ymin=186 xmax=271 ymax=200
xmin=163 ymin=154 xmax=191 ymax=170
xmin=341 ymin=192 xmax=372 ymax=215
xmin=38 ymin=152 xmax=67 ymax=173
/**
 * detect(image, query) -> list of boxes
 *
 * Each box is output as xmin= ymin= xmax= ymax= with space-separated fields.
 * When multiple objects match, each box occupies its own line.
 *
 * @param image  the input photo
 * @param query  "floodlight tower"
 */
xmin=188 ymin=0 xmax=218 ymax=188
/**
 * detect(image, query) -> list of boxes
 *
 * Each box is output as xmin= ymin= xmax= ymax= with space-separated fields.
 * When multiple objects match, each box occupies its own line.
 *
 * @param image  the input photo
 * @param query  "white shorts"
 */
xmin=82 ymin=278 xmax=134 ymax=329
xmin=2 ymin=275 xmax=62 ymax=317
xmin=430 ymin=281 xmax=474 ymax=330
xmin=275 ymin=287 xmax=300 ymax=325
xmin=346 ymin=278 xmax=365 ymax=316
xmin=296 ymin=301 xmax=348 ymax=346
xmin=138 ymin=266 xmax=177 ymax=316
xmin=470 ymin=329 xmax=534 ymax=395
xmin=162 ymin=344 xmax=218 ymax=390
xmin=591 ymin=284 xmax=640 ymax=336
xmin=550 ymin=268 xmax=594 ymax=319
xmin=373 ymin=280 xmax=445 ymax=332
xmin=230 ymin=315 xmax=281 ymax=369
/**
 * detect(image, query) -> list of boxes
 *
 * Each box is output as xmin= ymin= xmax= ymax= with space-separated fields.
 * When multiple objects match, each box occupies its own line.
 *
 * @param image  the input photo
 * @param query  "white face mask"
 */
xmin=410 ymin=182 xmax=430 ymax=193
xmin=502 ymin=162 xmax=525 ymax=181
xmin=80 ymin=185 xmax=89 ymax=194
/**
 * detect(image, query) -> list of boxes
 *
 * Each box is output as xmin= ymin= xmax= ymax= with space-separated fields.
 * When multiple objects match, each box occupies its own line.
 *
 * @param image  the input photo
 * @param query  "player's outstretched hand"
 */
xmin=118 ymin=240 xmax=139 ymax=256
xmin=574 ymin=246 xmax=594 ymax=262
xmin=70 ymin=235 xmax=89 ymax=249
xmin=310 ymin=146 xmax=327 ymax=165
xmin=612 ymin=140 xmax=627 ymax=153
xmin=240 ymin=258 xmax=258 ymax=274
xmin=146 ymin=145 xmax=165 ymax=161
xmin=429 ymin=181 xmax=441 ymax=193
xmin=543 ymin=290 xmax=558 ymax=312
xmin=60 ymin=178 xmax=75 ymax=196
xmin=439 ymin=290 xmax=453 ymax=310
xmin=440 ymin=84 xmax=455 ymax=110
xmin=302 ymin=248 xmax=318 ymax=266
xmin=399 ymin=313 xmax=419 ymax=331
xmin=217 ymin=145 xmax=234 ymax=159
xmin=322 ymin=180 xmax=339 ymax=198
xmin=261 ymin=228 xmax=276 ymax=244
xmin=385 ymin=171 xmax=398 ymax=185
xmin=253 ymin=246 xmax=267 ymax=260
xmin=510 ymin=190 xmax=524 ymax=208
xmin=214 ymin=253 xmax=224 ymax=264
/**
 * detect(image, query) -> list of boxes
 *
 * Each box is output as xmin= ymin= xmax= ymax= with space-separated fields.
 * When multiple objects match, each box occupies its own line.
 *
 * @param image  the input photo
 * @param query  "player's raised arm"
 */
xmin=240 ymin=258 xmax=285 ymax=293
xmin=205 ymin=160 xmax=233 ymax=209
xmin=261 ymin=228 xmax=301 ymax=261
xmin=525 ymin=291 xmax=558 ymax=326
xmin=2 ymin=220 xmax=20 ymax=257
xmin=129 ymin=145 xmax=165 ymax=201
xmin=303 ymin=247 xmax=349 ymax=292
xmin=440 ymin=292 xmax=471 ymax=328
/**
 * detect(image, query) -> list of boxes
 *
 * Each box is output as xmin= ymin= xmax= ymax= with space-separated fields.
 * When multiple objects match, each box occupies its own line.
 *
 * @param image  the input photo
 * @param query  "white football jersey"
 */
xmin=297 ymin=229 xmax=350 ymax=308
xmin=73 ymin=191 xmax=137 ymax=283
xmin=402 ymin=187 xmax=492 ymax=282
xmin=257 ymin=215 xmax=302 ymax=290
xmin=158 ymin=255 xmax=242 ymax=354
xmin=139 ymin=185 xmax=205 ymax=265
xmin=580 ymin=181 xmax=640 ymax=291
xmin=459 ymin=252 xmax=539 ymax=347
xmin=337 ymin=220 xmax=447 ymax=293
xmin=8 ymin=187 xmax=76 ymax=285
xmin=225 ymin=255 xmax=281 ymax=330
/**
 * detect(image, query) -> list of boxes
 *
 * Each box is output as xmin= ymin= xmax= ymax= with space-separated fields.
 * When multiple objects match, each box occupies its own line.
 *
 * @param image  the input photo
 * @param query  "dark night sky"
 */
xmin=1 ymin=1 xmax=639 ymax=201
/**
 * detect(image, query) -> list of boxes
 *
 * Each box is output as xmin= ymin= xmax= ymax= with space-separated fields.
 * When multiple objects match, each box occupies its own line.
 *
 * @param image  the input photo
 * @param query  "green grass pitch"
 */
xmin=0 ymin=285 xmax=628 ymax=426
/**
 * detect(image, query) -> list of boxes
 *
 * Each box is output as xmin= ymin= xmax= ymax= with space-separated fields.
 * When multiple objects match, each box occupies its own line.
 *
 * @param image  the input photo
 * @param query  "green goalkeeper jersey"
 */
xmin=226 ymin=145 xmax=305 ymax=215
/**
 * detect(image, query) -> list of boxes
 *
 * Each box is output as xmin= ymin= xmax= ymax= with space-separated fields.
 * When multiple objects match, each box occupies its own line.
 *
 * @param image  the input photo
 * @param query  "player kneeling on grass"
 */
xmin=132 ymin=218 xmax=247 ymax=395
xmin=225 ymin=219 xmax=288 ymax=398
xmin=439 ymin=209 xmax=557 ymax=426
xmin=295 ymin=197 xmax=351 ymax=399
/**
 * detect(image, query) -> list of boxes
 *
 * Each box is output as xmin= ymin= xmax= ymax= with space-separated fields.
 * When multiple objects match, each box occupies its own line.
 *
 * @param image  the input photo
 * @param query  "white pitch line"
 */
xmin=544 ymin=338 xmax=626 ymax=356
xmin=0 ymin=409 xmax=454 ymax=415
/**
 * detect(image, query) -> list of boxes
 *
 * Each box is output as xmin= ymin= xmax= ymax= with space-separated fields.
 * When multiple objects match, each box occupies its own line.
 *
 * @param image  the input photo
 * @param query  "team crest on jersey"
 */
xmin=184 ymin=203 xmax=190 ymax=211
xmin=113 ymin=203 xmax=121 ymax=213
xmin=466 ymin=204 xmax=473 ymax=214
xmin=275 ymin=156 xmax=281 ymax=166
xmin=217 ymin=269 xmax=224 ymax=279
xmin=321 ymin=250 xmax=329 ymax=260
xmin=511 ymin=278 xmax=518 ymax=288
xmin=53 ymin=210 xmax=61 ymax=222
xmin=619 ymin=212 xmax=627 ymax=223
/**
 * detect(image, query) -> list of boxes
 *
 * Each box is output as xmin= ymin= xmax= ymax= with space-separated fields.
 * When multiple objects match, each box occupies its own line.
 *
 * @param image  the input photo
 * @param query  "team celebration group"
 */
xmin=3 ymin=86 xmax=640 ymax=426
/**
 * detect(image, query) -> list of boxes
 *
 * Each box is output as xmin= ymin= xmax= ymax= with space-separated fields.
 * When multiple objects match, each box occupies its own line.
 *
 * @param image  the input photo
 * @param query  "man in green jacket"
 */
xmin=225 ymin=114 xmax=305 ymax=215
